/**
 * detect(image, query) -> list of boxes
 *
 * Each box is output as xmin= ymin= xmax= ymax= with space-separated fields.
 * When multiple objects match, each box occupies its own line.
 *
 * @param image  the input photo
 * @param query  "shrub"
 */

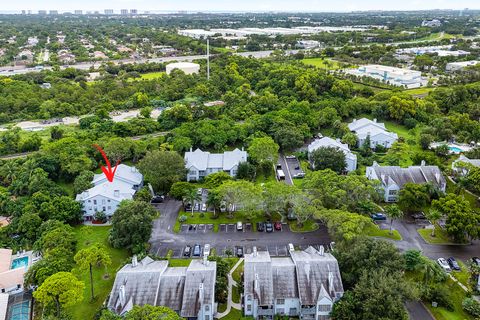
xmin=462 ymin=298 xmax=480 ymax=317
xmin=94 ymin=211 xmax=107 ymax=223
xmin=179 ymin=215 xmax=187 ymax=223
xmin=422 ymin=284 xmax=454 ymax=311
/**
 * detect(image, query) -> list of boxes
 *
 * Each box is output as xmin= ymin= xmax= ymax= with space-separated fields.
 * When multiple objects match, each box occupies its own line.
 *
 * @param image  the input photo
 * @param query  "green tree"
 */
xmin=248 ymin=136 xmax=279 ymax=165
xmin=73 ymin=170 xmax=94 ymax=194
xmin=74 ymin=245 xmax=111 ymax=301
xmin=184 ymin=188 xmax=201 ymax=217
xmin=109 ymin=200 xmax=158 ymax=253
xmin=425 ymin=209 xmax=442 ymax=237
xmin=17 ymin=212 xmax=42 ymax=242
xmin=387 ymin=96 xmax=416 ymax=121
xmin=124 ymin=304 xmax=182 ymax=320
xmin=317 ymin=209 xmax=373 ymax=241
xmin=384 ymin=204 xmax=403 ymax=235
xmin=33 ymin=272 xmax=84 ymax=317
xmin=341 ymin=132 xmax=358 ymax=148
xmin=203 ymin=171 xmax=233 ymax=189
xmin=310 ymin=147 xmax=347 ymax=173
xmin=169 ymin=182 xmax=196 ymax=201
xmin=138 ymin=150 xmax=186 ymax=193
xmin=398 ymin=183 xmax=430 ymax=213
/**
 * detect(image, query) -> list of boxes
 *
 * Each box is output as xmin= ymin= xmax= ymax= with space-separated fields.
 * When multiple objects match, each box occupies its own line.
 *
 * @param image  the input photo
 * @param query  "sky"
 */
xmin=1 ymin=0 xmax=478 ymax=12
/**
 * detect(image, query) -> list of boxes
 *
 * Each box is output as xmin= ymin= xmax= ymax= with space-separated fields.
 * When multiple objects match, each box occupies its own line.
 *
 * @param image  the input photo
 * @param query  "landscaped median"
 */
xmin=417 ymin=225 xmax=457 ymax=245
xmin=364 ymin=224 xmax=402 ymax=240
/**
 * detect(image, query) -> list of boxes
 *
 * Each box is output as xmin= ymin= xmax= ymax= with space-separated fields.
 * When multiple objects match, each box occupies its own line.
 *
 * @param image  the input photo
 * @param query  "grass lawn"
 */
xmin=168 ymin=258 xmax=192 ymax=267
xmin=232 ymin=260 xmax=244 ymax=283
xmin=232 ymin=284 xmax=241 ymax=303
xmin=425 ymin=277 xmax=473 ymax=320
xmin=288 ymin=220 xmax=319 ymax=233
xmin=128 ymin=71 xmax=166 ymax=81
xmin=221 ymin=308 xmax=245 ymax=320
xmin=446 ymin=178 xmax=479 ymax=208
xmin=173 ymin=211 xmax=282 ymax=233
xmin=452 ymin=261 xmax=471 ymax=288
xmin=301 ymin=58 xmax=344 ymax=70
xmin=404 ymin=87 xmax=436 ymax=96
xmin=364 ymin=223 xmax=402 ymax=240
xmin=417 ymin=227 xmax=456 ymax=245
xmin=217 ymin=303 xmax=228 ymax=313
xmin=68 ymin=226 xmax=129 ymax=320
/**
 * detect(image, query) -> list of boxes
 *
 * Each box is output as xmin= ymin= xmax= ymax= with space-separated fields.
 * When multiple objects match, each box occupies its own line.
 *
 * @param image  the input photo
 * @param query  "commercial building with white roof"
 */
xmin=75 ymin=164 xmax=143 ymax=220
xmin=166 ymin=62 xmax=200 ymax=75
xmin=307 ymin=137 xmax=357 ymax=172
xmin=348 ymin=118 xmax=398 ymax=149
xmin=446 ymin=61 xmax=480 ymax=72
xmin=185 ymin=148 xmax=247 ymax=182
xmin=345 ymin=64 xmax=428 ymax=88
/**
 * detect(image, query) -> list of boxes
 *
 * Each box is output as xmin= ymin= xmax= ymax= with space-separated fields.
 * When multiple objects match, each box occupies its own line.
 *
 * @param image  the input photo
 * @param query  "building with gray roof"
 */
xmin=244 ymin=246 xmax=343 ymax=319
xmin=185 ymin=148 xmax=247 ymax=182
xmin=452 ymin=155 xmax=480 ymax=176
xmin=366 ymin=161 xmax=446 ymax=202
xmin=108 ymin=256 xmax=216 ymax=319
xmin=348 ymin=118 xmax=398 ymax=149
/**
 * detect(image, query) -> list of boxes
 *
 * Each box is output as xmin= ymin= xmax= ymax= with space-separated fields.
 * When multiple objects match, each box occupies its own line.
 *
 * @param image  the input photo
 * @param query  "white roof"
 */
xmin=0 ymin=293 xmax=8 ymax=320
xmin=308 ymin=137 xmax=356 ymax=160
xmin=185 ymin=148 xmax=247 ymax=171
xmin=92 ymin=164 xmax=143 ymax=186
xmin=355 ymin=126 xmax=398 ymax=140
xmin=166 ymin=62 xmax=200 ymax=68
xmin=76 ymin=181 xmax=135 ymax=202
xmin=348 ymin=118 xmax=386 ymax=132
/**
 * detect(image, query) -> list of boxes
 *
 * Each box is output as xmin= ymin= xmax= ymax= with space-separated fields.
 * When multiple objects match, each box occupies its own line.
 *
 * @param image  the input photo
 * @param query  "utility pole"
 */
xmin=207 ymin=38 xmax=210 ymax=80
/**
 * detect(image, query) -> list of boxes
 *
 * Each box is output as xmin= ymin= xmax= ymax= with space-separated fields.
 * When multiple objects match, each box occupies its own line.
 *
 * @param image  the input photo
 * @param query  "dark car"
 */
xmin=370 ymin=213 xmax=387 ymax=221
xmin=276 ymin=164 xmax=282 ymax=170
xmin=412 ymin=212 xmax=426 ymax=220
xmin=185 ymin=203 xmax=192 ymax=211
xmin=473 ymin=257 xmax=480 ymax=266
xmin=265 ymin=222 xmax=273 ymax=233
xmin=274 ymin=221 xmax=282 ymax=231
xmin=184 ymin=246 xmax=191 ymax=257
xmin=193 ymin=244 xmax=201 ymax=257
xmin=257 ymin=222 xmax=265 ymax=232
xmin=447 ymin=257 xmax=461 ymax=271
xmin=236 ymin=246 xmax=244 ymax=257
xmin=151 ymin=195 xmax=165 ymax=203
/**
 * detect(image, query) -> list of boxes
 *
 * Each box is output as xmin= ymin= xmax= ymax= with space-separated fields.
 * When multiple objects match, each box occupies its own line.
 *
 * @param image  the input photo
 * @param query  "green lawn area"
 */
xmin=232 ymin=284 xmax=241 ymax=303
xmin=128 ymin=71 xmax=166 ymax=81
xmin=426 ymin=277 xmax=473 ymax=320
xmin=288 ymin=220 xmax=319 ymax=233
xmin=417 ymin=226 xmax=456 ymax=244
xmin=301 ymin=58 xmax=344 ymax=70
xmin=221 ymin=308 xmax=250 ymax=320
xmin=404 ymin=87 xmax=436 ymax=96
xmin=232 ymin=260 xmax=244 ymax=283
xmin=217 ymin=303 xmax=228 ymax=313
xmin=68 ymin=226 xmax=129 ymax=320
xmin=452 ymin=261 xmax=470 ymax=288
xmin=167 ymin=258 xmax=192 ymax=267
xmin=364 ymin=223 xmax=402 ymax=240
xmin=173 ymin=211 xmax=282 ymax=233
xmin=446 ymin=178 xmax=479 ymax=208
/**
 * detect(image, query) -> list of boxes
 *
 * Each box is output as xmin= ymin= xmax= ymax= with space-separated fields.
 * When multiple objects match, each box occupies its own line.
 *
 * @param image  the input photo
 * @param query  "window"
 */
xmin=388 ymin=190 xmax=397 ymax=195
xmin=102 ymin=199 xmax=106 ymax=205
xmin=318 ymin=304 xmax=331 ymax=312
xmin=205 ymin=316 xmax=210 ymax=320
xmin=107 ymin=199 xmax=111 ymax=202
xmin=205 ymin=305 xmax=210 ymax=311
xmin=276 ymin=299 xmax=285 ymax=305
xmin=247 ymin=305 xmax=252 ymax=312
xmin=108 ymin=206 xmax=111 ymax=210
xmin=277 ymin=308 xmax=285 ymax=314
xmin=289 ymin=308 xmax=297 ymax=315
xmin=189 ymin=170 xmax=197 ymax=175
xmin=88 ymin=200 xmax=91 ymax=203
xmin=102 ymin=206 xmax=106 ymax=211
xmin=93 ymin=200 xmax=97 ymax=205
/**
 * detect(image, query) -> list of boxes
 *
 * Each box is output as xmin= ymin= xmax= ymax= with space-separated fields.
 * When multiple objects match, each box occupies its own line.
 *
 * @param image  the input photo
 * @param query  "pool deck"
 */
xmin=430 ymin=142 xmax=473 ymax=154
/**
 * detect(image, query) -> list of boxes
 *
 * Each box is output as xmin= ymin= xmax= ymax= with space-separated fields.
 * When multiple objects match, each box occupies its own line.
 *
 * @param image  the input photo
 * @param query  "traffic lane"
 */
xmin=405 ymin=301 xmax=435 ymax=320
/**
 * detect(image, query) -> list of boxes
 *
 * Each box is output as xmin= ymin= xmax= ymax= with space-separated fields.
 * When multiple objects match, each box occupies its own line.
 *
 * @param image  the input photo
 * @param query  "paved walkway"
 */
xmin=216 ymin=258 xmax=244 ymax=319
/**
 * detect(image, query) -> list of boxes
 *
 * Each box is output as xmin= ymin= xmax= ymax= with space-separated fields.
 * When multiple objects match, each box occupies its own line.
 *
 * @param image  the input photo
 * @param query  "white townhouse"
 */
xmin=452 ymin=155 xmax=480 ymax=176
xmin=185 ymin=148 xmax=248 ymax=182
xmin=76 ymin=164 xmax=143 ymax=220
xmin=244 ymin=246 xmax=344 ymax=320
xmin=108 ymin=256 xmax=216 ymax=320
xmin=307 ymin=137 xmax=357 ymax=172
xmin=366 ymin=161 xmax=446 ymax=202
xmin=348 ymin=118 xmax=398 ymax=149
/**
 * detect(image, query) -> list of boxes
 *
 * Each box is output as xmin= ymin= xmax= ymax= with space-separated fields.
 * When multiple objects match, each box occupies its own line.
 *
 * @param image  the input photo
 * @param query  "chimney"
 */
xmin=132 ymin=255 xmax=138 ymax=267
xmin=373 ymin=118 xmax=377 ymax=123
xmin=119 ymin=285 xmax=126 ymax=306
xmin=328 ymin=271 xmax=334 ymax=294
xmin=318 ymin=245 xmax=325 ymax=256
xmin=114 ymin=190 xmax=120 ymax=197
xmin=190 ymin=147 xmax=193 ymax=152
xmin=421 ymin=160 xmax=426 ymax=166
xmin=253 ymin=246 xmax=257 ymax=257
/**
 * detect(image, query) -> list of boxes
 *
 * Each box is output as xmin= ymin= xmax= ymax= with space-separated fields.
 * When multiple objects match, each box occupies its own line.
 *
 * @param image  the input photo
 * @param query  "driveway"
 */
xmin=149 ymin=199 xmax=332 ymax=258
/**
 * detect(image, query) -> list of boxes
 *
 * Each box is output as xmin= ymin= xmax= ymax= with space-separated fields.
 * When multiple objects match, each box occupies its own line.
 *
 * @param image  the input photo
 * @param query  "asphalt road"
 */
xmin=149 ymin=198 xmax=331 ymax=258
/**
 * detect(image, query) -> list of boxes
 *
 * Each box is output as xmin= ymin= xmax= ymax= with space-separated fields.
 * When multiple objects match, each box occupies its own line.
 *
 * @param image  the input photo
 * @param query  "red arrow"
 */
xmin=93 ymin=144 xmax=120 ymax=182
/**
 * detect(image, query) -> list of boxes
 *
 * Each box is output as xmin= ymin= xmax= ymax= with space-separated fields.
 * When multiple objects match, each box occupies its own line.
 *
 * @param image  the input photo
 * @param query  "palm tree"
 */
xmin=425 ymin=209 xmax=442 ymax=237
xmin=184 ymin=188 xmax=201 ymax=217
xmin=385 ymin=204 xmax=404 ymax=235
xmin=206 ymin=190 xmax=222 ymax=218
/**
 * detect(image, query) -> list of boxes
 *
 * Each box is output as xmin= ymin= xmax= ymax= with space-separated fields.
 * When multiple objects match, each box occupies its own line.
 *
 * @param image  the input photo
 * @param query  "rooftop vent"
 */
xmin=132 ymin=255 xmax=138 ymax=267
xmin=318 ymin=245 xmax=325 ymax=256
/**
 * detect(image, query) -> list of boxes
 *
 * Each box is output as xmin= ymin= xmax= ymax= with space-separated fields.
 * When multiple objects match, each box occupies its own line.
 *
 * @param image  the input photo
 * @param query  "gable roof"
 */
xmin=244 ymin=251 xmax=274 ymax=306
xmin=348 ymin=118 xmax=386 ymax=132
xmin=308 ymin=137 xmax=356 ymax=160
xmin=271 ymin=258 xmax=299 ymax=299
xmin=354 ymin=126 xmax=398 ymax=140
xmin=92 ymin=164 xmax=143 ymax=186
xmin=455 ymin=155 xmax=480 ymax=168
xmin=368 ymin=162 xmax=446 ymax=189
xmin=184 ymin=148 xmax=247 ymax=171
xmin=75 ymin=180 xmax=135 ymax=202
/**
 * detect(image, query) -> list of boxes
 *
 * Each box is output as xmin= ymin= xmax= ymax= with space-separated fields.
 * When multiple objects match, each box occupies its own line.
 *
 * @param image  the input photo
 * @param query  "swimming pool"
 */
xmin=449 ymin=146 xmax=463 ymax=153
xmin=11 ymin=256 xmax=28 ymax=269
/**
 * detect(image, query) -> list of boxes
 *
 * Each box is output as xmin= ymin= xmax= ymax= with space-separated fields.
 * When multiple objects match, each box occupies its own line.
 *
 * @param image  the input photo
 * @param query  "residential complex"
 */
xmin=244 ymin=246 xmax=343 ymax=319
xmin=185 ymin=148 xmax=248 ymax=182
xmin=446 ymin=61 xmax=480 ymax=72
xmin=366 ymin=161 xmax=446 ymax=202
xmin=307 ymin=137 xmax=357 ymax=172
xmin=348 ymin=118 xmax=398 ymax=149
xmin=108 ymin=256 xmax=216 ymax=319
xmin=345 ymin=65 xmax=428 ymax=88
xmin=75 ymin=164 xmax=143 ymax=219
xmin=452 ymin=155 xmax=480 ymax=176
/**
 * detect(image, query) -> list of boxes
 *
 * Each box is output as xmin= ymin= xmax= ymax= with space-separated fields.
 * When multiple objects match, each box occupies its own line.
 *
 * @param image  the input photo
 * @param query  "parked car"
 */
xmin=288 ymin=243 xmax=294 ymax=252
xmin=236 ymin=246 xmax=244 ymax=257
xmin=193 ymin=244 xmax=201 ymax=257
xmin=257 ymin=222 xmax=265 ymax=232
xmin=184 ymin=245 xmax=191 ymax=257
xmin=151 ymin=195 xmax=164 ymax=203
xmin=274 ymin=222 xmax=282 ymax=231
xmin=265 ymin=222 xmax=273 ymax=233
xmin=370 ymin=213 xmax=387 ymax=221
xmin=276 ymin=164 xmax=282 ymax=170
xmin=204 ymin=244 xmax=210 ymax=257
xmin=201 ymin=203 xmax=207 ymax=212
xmin=197 ymin=188 xmax=203 ymax=195
xmin=412 ymin=212 xmax=426 ymax=220
xmin=194 ymin=203 xmax=199 ymax=211
xmin=472 ymin=257 xmax=480 ymax=266
xmin=185 ymin=203 xmax=192 ymax=211
xmin=447 ymin=257 xmax=461 ymax=271
xmin=437 ymin=258 xmax=452 ymax=272
xmin=236 ymin=221 xmax=243 ymax=231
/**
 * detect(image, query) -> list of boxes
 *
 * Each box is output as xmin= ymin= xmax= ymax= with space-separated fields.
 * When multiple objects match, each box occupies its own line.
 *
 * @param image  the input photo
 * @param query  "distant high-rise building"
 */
xmin=38 ymin=10 xmax=47 ymax=15
xmin=49 ymin=10 xmax=58 ymax=15
xmin=121 ymin=9 xmax=128 ymax=15
xmin=21 ymin=10 xmax=26 ymax=15
xmin=104 ymin=9 xmax=114 ymax=15
xmin=28 ymin=10 xmax=32 ymax=14
xmin=130 ymin=9 xmax=138 ymax=14
xmin=74 ymin=10 xmax=82 ymax=15
xmin=93 ymin=11 xmax=100 ymax=15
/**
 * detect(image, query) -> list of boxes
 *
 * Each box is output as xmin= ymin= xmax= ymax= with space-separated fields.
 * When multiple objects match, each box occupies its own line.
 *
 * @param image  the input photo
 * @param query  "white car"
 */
xmin=236 ymin=221 xmax=243 ymax=231
xmin=204 ymin=244 xmax=210 ymax=257
xmin=437 ymin=258 xmax=452 ymax=272
xmin=201 ymin=203 xmax=207 ymax=212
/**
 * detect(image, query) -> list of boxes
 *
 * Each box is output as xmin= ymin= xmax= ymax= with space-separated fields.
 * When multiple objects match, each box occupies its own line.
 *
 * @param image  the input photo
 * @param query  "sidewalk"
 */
xmin=216 ymin=258 xmax=244 ymax=318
